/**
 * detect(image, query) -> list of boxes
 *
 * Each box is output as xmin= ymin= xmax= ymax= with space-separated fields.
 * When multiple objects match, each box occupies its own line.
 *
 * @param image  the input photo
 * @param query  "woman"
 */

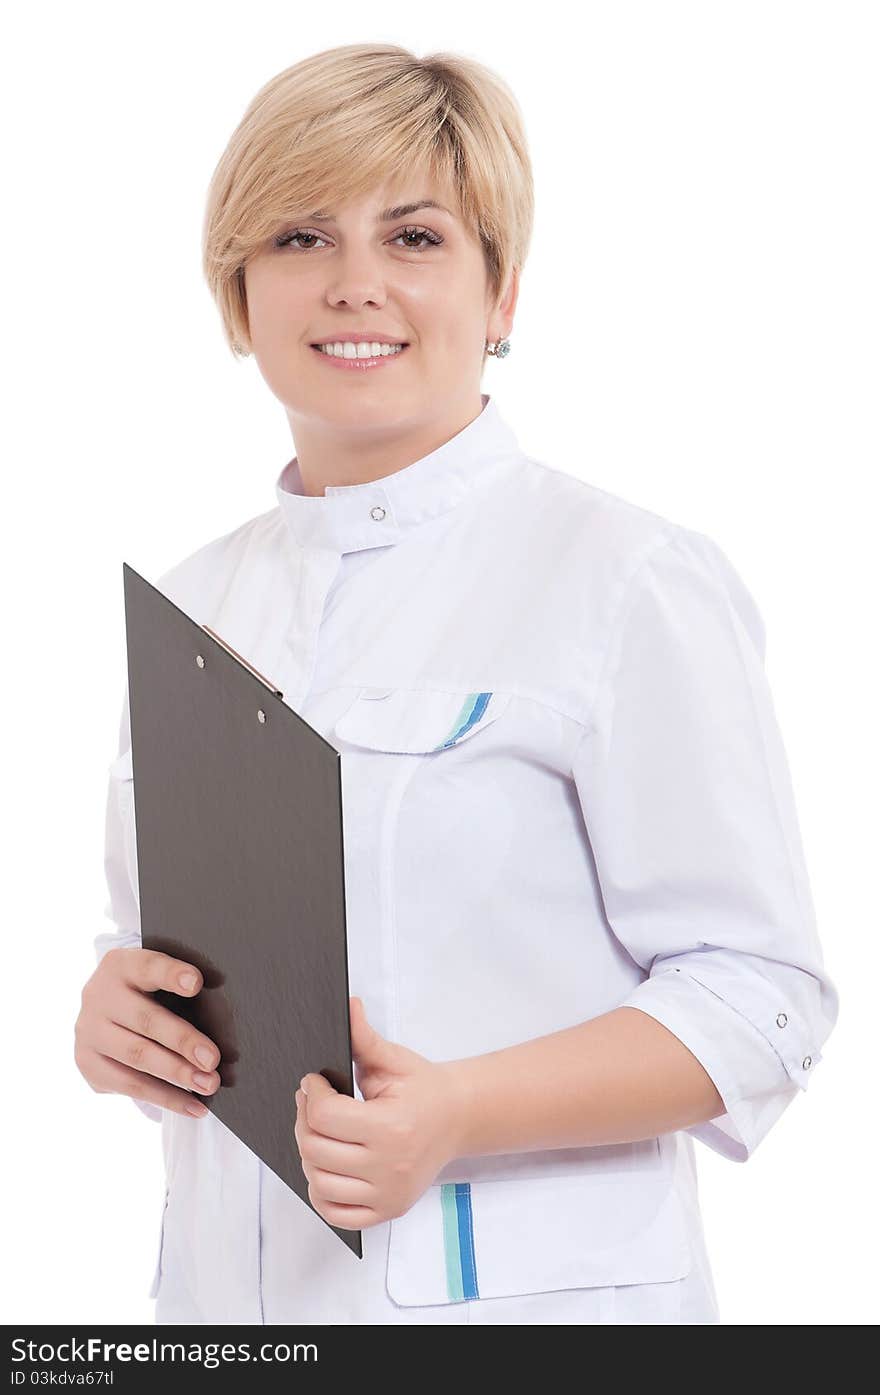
xmin=76 ymin=43 xmax=838 ymax=1325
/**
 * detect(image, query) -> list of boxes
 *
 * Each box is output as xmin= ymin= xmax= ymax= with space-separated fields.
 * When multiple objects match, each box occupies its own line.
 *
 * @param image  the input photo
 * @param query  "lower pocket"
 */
xmin=385 ymin=1135 xmax=692 ymax=1306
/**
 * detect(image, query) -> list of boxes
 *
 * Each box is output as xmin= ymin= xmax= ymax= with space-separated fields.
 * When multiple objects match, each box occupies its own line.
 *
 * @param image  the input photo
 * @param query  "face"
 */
xmin=242 ymin=171 xmax=518 ymax=476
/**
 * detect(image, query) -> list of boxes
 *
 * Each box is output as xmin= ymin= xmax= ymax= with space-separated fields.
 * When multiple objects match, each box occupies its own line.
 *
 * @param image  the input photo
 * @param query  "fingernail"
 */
xmin=192 ymin=1072 xmax=214 ymax=1091
xmin=179 ymin=972 xmax=198 ymax=991
xmin=185 ymin=1101 xmax=208 ymax=1117
xmin=194 ymin=1046 xmax=214 ymax=1068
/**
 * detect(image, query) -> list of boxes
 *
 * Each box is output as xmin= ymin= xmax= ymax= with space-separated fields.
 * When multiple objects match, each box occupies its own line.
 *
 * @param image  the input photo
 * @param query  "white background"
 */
xmin=2 ymin=0 xmax=876 ymax=1326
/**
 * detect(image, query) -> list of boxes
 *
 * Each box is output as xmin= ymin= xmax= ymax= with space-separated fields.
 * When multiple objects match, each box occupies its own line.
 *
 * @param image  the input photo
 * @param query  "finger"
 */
xmin=111 ymin=982 xmax=221 ymax=1075
xmin=307 ymin=1166 xmax=377 ymax=1207
xmin=295 ymin=1094 xmax=371 ymax=1176
xmin=298 ymin=1084 xmax=371 ymax=1144
xmin=90 ymin=1017 xmax=220 ymax=1096
xmin=116 ymin=946 xmax=208 ymax=1000
xmin=310 ymin=1196 xmax=380 ymax=1231
xmin=300 ymin=1071 xmax=334 ymax=1094
xmin=79 ymin=1045 xmax=210 ymax=1118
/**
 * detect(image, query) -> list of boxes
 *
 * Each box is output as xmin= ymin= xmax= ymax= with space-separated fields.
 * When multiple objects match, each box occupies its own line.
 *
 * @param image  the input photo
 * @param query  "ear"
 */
xmin=488 ymin=264 xmax=520 ymax=341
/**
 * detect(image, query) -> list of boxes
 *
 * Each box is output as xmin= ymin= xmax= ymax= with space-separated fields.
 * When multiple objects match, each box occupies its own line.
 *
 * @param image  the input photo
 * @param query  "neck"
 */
xmin=286 ymin=391 xmax=487 ymax=497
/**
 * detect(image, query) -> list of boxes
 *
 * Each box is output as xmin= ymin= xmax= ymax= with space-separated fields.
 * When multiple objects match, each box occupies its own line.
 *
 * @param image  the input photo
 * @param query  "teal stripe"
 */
xmin=434 ymin=691 xmax=492 ymax=751
xmin=447 ymin=692 xmax=481 ymax=745
xmin=440 ymin=1181 xmax=480 ymax=1301
xmin=440 ymin=1183 xmax=464 ymax=1300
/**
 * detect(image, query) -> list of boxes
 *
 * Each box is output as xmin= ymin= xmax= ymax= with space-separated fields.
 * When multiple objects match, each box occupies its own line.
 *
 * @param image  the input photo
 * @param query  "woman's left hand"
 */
xmin=294 ymin=996 xmax=467 ymax=1231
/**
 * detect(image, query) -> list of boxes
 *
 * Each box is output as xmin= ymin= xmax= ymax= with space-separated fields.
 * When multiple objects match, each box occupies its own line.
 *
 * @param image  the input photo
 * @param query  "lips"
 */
xmin=309 ymin=343 xmax=411 ymax=371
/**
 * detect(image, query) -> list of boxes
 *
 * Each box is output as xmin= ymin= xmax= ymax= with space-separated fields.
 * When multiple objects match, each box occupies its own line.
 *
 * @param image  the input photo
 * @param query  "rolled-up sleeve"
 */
xmin=94 ymin=681 xmax=162 ymax=1124
xmin=572 ymin=526 xmax=839 ymax=1162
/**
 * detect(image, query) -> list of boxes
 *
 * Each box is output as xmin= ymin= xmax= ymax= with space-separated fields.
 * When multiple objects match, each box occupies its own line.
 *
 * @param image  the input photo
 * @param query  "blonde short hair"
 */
xmin=201 ymin=43 xmax=534 ymax=357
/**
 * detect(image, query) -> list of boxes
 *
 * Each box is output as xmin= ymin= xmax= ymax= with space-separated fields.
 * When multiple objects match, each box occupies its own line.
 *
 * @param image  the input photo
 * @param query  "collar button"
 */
xmin=370 ymin=505 xmax=387 ymax=522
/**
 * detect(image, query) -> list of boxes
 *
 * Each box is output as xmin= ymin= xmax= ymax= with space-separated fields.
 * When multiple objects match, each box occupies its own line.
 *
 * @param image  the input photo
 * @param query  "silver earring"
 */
xmin=485 ymin=337 xmax=511 ymax=358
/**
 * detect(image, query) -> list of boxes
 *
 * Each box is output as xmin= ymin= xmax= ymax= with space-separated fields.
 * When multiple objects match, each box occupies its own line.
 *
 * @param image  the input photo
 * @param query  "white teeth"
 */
xmin=317 ymin=341 xmax=405 ymax=358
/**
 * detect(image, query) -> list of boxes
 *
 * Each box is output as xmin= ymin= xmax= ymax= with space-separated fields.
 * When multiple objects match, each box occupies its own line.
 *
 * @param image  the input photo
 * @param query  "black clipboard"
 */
xmin=121 ymin=562 xmax=362 ymax=1258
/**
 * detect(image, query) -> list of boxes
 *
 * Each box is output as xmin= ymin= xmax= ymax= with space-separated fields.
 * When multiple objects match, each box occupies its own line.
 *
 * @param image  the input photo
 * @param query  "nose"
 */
xmin=324 ymin=244 xmax=388 ymax=310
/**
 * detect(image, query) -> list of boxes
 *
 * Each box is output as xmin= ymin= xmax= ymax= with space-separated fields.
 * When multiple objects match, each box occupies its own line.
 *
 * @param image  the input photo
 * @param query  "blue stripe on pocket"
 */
xmin=440 ymin=1181 xmax=480 ymax=1300
xmin=433 ymin=691 xmax=492 ymax=751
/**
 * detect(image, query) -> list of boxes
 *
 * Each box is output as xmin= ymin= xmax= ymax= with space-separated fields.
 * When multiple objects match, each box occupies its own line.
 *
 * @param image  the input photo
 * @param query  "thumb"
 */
xmin=349 ymin=995 xmax=421 ymax=1080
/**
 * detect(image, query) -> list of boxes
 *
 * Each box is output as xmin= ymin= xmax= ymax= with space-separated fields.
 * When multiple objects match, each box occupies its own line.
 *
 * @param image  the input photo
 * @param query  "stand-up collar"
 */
xmin=274 ymin=393 xmax=520 ymax=555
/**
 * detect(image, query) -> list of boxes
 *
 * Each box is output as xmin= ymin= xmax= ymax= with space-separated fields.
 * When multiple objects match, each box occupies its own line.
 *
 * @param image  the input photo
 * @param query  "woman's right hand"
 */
xmin=74 ymin=947 xmax=221 ymax=1117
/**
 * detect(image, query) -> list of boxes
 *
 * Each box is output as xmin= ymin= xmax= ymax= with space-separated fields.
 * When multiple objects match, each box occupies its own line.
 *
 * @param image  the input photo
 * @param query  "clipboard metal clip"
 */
xmin=201 ymin=624 xmax=284 ymax=699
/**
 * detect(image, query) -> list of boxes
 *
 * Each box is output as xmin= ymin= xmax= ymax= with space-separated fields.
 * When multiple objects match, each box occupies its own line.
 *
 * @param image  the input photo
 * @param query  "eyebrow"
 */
xmin=306 ymin=200 xmax=453 ymax=222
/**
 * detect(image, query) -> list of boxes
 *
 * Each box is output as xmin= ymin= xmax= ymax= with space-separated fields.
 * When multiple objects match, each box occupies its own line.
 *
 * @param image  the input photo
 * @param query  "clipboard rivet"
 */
xmin=195 ymin=654 xmax=206 ymax=669
xmin=257 ymin=709 xmax=266 ymax=723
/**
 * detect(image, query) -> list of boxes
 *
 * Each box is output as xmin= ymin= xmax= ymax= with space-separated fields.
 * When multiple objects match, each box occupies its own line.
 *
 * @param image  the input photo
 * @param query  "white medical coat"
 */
xmin=95 ymin=392 xmax=838 ymax=1324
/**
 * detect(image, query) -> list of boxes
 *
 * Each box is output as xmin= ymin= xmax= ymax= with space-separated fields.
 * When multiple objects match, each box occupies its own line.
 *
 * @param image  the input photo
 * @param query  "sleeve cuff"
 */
xmin=620 ymin=967 xmax=806 ymax=1161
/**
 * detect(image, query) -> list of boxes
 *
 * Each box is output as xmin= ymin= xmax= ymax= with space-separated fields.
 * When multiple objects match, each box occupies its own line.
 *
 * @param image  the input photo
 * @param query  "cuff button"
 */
xmin=776 ymin=1012 xmax=788 ymax=1028
xmin=802 ymin=1055 xmax=812 ymax=1070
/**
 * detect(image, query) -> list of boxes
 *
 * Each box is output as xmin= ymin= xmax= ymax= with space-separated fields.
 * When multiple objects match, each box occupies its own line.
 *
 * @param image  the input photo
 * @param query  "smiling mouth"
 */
xmin=308 ymin=343 xmax=412 ymax=372
xmin=310 ymin=343 xmax=410 ymax=354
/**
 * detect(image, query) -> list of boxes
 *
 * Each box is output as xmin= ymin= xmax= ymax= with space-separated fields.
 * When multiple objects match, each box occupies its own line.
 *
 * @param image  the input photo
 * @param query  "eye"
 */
xmin=274 ymin=225 xmax=443 ymax=253
xmin=274 ymin=230 xmax=329 ymax=251
xmin=391 ymin=225 xmax=443 ymax=251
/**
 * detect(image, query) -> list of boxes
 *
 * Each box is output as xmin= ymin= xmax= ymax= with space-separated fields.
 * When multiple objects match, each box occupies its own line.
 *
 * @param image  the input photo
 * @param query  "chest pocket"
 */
xmin=332 ymin=687 xmax=511 ymax=754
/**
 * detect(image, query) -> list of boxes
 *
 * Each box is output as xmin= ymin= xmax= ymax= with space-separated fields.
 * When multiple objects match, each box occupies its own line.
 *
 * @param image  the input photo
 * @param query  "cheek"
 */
xmin=435 ymin=312 xmax=488 ymax=358
xmin=423 ymin=285 xmax=488 ymax=351
xmin=247 ymin=268 xmax=308 ymax=342
xmin=403 ymin=296 xmax=484 ymax=354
